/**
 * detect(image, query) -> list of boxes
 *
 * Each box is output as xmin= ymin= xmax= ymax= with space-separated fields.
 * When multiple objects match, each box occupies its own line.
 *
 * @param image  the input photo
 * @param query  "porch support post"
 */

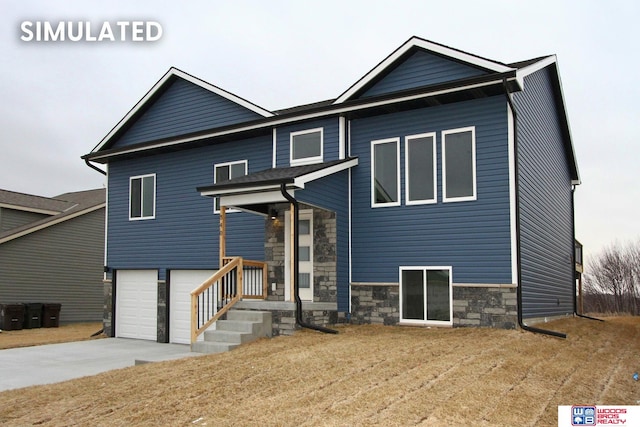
xmin=289 ymin=203 xmax=295 ymax=302
xmin=219 ymin=205 xmax=226 ymax=267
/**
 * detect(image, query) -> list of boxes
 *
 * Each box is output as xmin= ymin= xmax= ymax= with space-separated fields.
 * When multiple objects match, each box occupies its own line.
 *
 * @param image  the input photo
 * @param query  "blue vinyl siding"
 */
xmin=111 ymin=78 xmax=264 ymax=149
xmin=106 ymin=136 xmax=272 ymax=271
xmin=514 ymin=67 xmax=574 ymax=319
xmin=361 ymin=50 xmax=487 ymax=99
xmin=297 ymin=170 xmax=350 ymax=312
xmin=275 ymin=118 xmax=340 ymax=167
xmin=350 ymin=96 xmax=511 ymax=284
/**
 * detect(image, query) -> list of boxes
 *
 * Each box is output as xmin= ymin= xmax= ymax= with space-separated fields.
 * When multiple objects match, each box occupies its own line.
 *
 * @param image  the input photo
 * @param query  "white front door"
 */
xmin=285 ymin=209 xmax=314 ymax=301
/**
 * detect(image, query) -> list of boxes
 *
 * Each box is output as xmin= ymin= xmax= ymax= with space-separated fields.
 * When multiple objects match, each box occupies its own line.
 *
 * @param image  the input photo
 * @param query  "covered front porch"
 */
xmin=191 ymin=159 xmax=357 ymax=343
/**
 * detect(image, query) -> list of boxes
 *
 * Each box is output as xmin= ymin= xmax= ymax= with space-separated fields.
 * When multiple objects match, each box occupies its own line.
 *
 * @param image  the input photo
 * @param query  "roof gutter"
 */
xmin=503 ymin=78 xmax=566 ymax=339
xmin=279 ymin=183 xmax=338 ymax=335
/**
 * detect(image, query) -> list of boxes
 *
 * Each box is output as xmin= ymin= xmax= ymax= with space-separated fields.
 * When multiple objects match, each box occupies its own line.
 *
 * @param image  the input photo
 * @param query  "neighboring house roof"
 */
xmin=0 ymin=189 xmax=74 ymax=214
xmin=0 ymin=188 xmax=105 ymax=244
xmin=84 ymin=37 xmax=579 ymax=183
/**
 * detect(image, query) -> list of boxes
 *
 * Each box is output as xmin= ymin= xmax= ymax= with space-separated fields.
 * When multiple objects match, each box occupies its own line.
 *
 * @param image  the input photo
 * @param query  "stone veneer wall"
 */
xmin=350 ymin=284 xmax=518 ymax=329
xmin=103 ymin=280 xmax=113 ymax=337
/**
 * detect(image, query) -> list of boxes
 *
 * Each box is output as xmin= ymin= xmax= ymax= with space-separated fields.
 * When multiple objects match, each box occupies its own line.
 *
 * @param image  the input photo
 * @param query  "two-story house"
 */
xmin=83 ymin=36 xmax=580 ymax=347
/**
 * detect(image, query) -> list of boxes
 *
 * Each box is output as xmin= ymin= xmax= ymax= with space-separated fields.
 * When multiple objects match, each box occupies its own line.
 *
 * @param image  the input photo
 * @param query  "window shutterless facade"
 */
xmin=442 ymin=127 xmax=476 ymax=202
xmin=290 ymin=128 xmax=323 ymax=166
xmin=129 ymin=174 xmax=156 ymax=220
xmin=371 ymin=138 xmax=401 ymax=207
xmin=405 ymin=133 xmax=437 ymax=205
xmin=214 ymin=160 xmax=247 ymax=213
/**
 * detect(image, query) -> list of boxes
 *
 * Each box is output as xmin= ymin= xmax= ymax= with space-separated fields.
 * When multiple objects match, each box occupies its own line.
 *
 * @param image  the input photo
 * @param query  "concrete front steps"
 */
xmin=191 ymin=310 xmax=272 ymax=354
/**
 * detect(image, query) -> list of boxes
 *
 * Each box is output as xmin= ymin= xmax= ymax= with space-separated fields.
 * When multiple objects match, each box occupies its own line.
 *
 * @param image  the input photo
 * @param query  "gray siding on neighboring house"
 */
xmin=0 ymin=208 xmax=105 ymax=323
xmin=297 ymin=169 xmax=350 ymax=312
xmin=360 ymin=50 xmax=487 ymax=99
xmin=275 ymin=117 xmax=340 ymax=167
xmin=513 ymin=67 xmax=574 ymax=319
xmin=0 ymin=208 xmax=49 ymax=233
xmin=107 ymin=135 xmax=272 ymax=272
xmin=111 ymin=78 xmax=265 ymax=149
xmin=350 ymin=96 xmax=512 ymax=284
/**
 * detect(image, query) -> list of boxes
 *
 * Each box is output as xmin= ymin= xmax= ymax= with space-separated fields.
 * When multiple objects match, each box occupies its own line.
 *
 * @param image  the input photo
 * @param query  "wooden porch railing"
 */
xmin=190 ymin=256 xmax=268 ymax=343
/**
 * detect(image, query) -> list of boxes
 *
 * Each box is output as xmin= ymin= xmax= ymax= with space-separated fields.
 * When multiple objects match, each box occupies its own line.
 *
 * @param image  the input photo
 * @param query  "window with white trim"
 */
xmin=442 ymin=127 xmax=476 ymax=202
xmin=371 ymin=138 xmax=401 ymax=207
xmin=290 ymin=128 xmax=323 ymax=166
xmin=129 ymin=174 xmax=156 ymax=220
xmin=405 ymin=133 xmax=437 ymax=205
xmin=400 ymin=266 xmax=452 ymax=325
xmin=214 ymin=160 xmax=247 ymax=213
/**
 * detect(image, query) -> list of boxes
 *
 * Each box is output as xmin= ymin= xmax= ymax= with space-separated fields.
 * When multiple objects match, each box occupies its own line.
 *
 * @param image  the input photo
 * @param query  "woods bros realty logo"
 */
xmin=558 ymin=405 xmax=640 ymax=426
xmin=20 ymin=20 xmax=162 ymax=42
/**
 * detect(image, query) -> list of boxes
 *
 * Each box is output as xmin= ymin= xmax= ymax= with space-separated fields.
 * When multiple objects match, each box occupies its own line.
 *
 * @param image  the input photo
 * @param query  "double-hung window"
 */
xmin=290 ymin=128 xmax=323 ymax=166
xmin=405 ymin=133 xmax=437 ymax=205
xmin=214 ymin=160 xmax=247 ymax=213
xmin=442 ymin=127 xmax=476 ymax=202
xmin=371 ymin=138 xmax=401 ymax=207
xmin=129 ymin=174 xmax=156 ymax=220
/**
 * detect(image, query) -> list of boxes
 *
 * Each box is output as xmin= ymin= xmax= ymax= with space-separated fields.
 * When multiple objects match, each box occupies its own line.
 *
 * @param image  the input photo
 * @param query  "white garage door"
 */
xmin=116 ymin=270 xmax=158 ymax=341
xmin=169 ymin=270 xmax=215 ymax=344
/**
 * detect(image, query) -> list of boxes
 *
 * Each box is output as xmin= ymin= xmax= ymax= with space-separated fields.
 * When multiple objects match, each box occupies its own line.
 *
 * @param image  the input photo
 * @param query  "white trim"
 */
xmin=293 ymin=158 xmax=359 ymax=188
xmin=220 ymin=190 xmax=289 ymax=207
xmin=272 ymin=128 xmax=277 ymax=169
xmin=129 ymin=173 xmax=156 ymax=220
xmin=405 ymin=132 xmax=437 ymax=205
xmin=348 ymin=167 xmax=353 ymax=313
xmin=515 ymin=55 xmax=557 ymax=83
xmin=452 ymin=283 xmax=517 ymax=288
xmin=0 ymin=203 xmax=59 ymax=215
xmin=0 ymin=203 xmax=105 ymax=245
xmin=91 ymin=68 xmax=273 ymax=154
xmin=290 ymin=128 xmax=324 ymax=166
xmin=104 ymin=164 xmax=109 ymax=270
xmin=334 ymin=37 xmax=514 ymax=104
xmin=201 ymin=184 xmax=282 ymax=198
xmin=87 ymin=77 xmax=516 ymax=163
xmin=338 ymin=116 xmax=346 ymax=160
xmin=507 ymin=104 xmax=519 ymax=286
xmin=399 ymin=266 xmax=453 ymax=326
xmin=371 ymin=138 xmax=401 ymax=208
xmin=442 ymin=127 xmax=477 ymax=203
xmin=213 ymin=160 xmax=248 ymax=213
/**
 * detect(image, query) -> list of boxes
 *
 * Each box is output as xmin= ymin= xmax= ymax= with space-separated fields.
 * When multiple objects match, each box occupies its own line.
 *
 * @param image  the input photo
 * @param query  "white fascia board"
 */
xmin=89 ymin=77 xmax=514 ymax=163
xmin=220 ymin=190 xmax=290 ymax=207
xmin=0 ymin=204 xmax=105 ymax=245
xmin=0 ymin=203 xmax=59 ymax=215
xmin=334 ymin=37 xmax=514 ymax=104
xmin=515 ymin=55 xmax=557 ymax=89
xmin=200 ymin=184 xmax=281 ymax=198
xmin=293 ymin=158 xmax=359 ymax=188
xmin=91 ymin=68 xmax=274 ymax=154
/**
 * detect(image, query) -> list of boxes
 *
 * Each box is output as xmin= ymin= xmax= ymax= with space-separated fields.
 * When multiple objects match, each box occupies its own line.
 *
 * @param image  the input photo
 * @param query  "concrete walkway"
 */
xmin=0 ymin=338 xmax=200 ymax=392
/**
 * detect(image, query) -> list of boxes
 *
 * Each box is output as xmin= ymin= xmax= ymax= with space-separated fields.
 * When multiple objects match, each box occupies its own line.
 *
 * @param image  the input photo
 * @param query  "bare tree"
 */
xmin=583 ymin=240 xmax=640 ymax=315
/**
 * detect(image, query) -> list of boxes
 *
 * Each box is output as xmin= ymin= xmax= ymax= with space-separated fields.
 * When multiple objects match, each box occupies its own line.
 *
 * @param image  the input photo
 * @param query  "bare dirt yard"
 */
xmin=0 ymin=316 xmax=638 ymax=426
xmin=0 ymin=322 xmax=103 ymax=350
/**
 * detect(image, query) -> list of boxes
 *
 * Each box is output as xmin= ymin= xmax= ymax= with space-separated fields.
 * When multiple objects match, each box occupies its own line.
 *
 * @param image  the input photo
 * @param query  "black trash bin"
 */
xmin=0 ymin=304 xmax=25 ymax=331
xmin=42 ymin=303 xmax=61 ymax=328
xmin=23 ymin=303 xmax=43 ymax=329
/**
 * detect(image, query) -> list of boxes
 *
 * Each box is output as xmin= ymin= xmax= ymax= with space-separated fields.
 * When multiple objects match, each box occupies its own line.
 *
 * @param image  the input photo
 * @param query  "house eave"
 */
xmin=84 ymin=74 xmax=518 ymax=164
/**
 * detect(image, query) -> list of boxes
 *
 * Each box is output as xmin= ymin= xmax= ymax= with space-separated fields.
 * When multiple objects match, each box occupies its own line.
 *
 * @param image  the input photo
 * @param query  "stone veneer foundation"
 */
xmin=351 ymin=283 xmax=517 ymax=329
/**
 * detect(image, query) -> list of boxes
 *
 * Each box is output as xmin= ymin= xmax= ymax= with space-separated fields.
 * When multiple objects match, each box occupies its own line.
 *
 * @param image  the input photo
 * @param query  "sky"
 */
xmin=1 ymin=0 xmax=638 ymax=267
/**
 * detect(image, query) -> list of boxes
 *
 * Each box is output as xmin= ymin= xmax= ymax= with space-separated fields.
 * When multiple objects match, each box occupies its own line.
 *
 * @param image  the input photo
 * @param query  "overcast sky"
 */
xmin=1 ymin=0 xmax=638 ymax=265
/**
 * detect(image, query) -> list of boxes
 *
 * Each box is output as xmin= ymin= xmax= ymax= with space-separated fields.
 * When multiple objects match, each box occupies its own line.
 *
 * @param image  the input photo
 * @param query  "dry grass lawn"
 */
xmin=0 ymin=322 xmax=104 ymax=350
xmin=0 ymin=316 xmax=638 ymax=426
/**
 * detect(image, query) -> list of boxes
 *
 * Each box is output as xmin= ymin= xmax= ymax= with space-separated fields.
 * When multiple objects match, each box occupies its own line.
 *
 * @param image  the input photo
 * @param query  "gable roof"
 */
xmin=90 ymin=67 xmax=274 ymax=154
xmin=333 ymin=36 xmax=516 ymax=104
xmin=0 ymin=188 xmax=105 ymax=244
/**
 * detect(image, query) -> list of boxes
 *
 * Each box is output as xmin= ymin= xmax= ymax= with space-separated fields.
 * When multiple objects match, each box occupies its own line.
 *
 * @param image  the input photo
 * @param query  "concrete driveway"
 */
xmin=0 ymin=338 xmax=200 ymax=392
